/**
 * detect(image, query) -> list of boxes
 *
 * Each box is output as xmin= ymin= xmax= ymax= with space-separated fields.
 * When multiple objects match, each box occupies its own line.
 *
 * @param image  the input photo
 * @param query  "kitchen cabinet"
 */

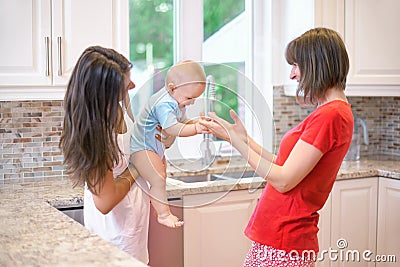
xmin=318 ymin=177 xmax=400 ymax=267
xmin=0 ymin=0 xmax=128 ymax=100
xmin=331 ymin=177 xmax=378 ymax=267
xmin=315 ymin=0 xmax=400 ymax=96
xmin=317 ymin=177 xmax=379 ymax=267
xmin=376 ymin=178 xmax=400 ymax=267
xmin=183 ymin=189 xmax=261 ymax=267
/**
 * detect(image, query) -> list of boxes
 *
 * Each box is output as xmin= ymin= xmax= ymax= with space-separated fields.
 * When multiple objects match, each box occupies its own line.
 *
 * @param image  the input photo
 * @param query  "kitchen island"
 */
xmin=0 ymin=180 xmax=147 ymax=267
xmin=0 ymin=156 xmax=399 ymax=266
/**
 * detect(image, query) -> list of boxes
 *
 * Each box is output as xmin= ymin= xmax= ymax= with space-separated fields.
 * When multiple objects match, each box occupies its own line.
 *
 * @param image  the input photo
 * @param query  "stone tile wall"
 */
xmin=0 ymin=101 xmax=65 ymax=183
xmin=273 ymin=86 xmax=400 ymax=157
xmin=0 ymin=90 xmax=399 ymax=183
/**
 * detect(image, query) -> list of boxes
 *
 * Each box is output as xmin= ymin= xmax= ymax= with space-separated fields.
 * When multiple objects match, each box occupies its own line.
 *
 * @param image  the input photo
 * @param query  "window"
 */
xmin=129 ymin=0 xmax=272 ymax=161
xmin=128 ymin=0 xmax=174 ymax=116
xmin=203 ymin=0 xmax=246 ymax=124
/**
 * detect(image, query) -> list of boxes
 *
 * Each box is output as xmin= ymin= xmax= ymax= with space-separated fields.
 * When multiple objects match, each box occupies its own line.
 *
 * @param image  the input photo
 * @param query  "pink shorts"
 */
xmin=243 ymin=241 xmax=315 ymax=267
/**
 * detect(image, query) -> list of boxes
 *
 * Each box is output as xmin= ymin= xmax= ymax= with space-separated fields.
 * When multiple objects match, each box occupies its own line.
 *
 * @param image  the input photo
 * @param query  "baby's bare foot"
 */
xmin=158 ymin=213 xmax=184 ymax=228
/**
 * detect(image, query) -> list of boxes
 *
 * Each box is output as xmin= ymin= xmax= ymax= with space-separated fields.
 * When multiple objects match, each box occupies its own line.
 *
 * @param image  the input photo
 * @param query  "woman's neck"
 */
xmin=317 ymin=88 xmax=348 ymax=107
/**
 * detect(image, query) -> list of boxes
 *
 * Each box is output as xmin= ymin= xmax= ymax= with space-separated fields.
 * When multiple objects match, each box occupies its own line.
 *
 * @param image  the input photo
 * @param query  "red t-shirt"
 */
xmin=244 ymin=100 xmax=354 ymax=254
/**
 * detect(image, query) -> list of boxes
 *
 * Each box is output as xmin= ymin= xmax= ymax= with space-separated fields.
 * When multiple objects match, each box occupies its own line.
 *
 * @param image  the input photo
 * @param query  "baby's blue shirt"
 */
xmin=130 ymin=87 xmax=186 ymax=158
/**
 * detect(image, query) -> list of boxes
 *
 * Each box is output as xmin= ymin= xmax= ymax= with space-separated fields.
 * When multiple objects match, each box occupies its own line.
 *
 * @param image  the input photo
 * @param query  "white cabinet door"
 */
xmin=0 ymin=0 xmax=129 ymax=98
xmin=344 ymin=0 xmax=400 ymax=87
xmin=315 ymin=0 xmax=400 ymax=96
xmin=331 ymin=177 xmax=378 ymax=267
xmin=0 ymin=0 xmax=52 ymax=86
xmin=376 ymin=178 xmax=400 ymax=267
xmin=51 ymin=0 xmax=129 ymax=86
xmin=183 ymin=189 xmax=261 ymax=267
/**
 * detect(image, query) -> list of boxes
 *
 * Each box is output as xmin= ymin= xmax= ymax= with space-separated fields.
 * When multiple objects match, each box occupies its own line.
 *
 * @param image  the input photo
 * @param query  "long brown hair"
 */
xmin=285 ymin=27 xmax=349 ymax=104
xmin=60 ymin=46 xmax=132 ymax=192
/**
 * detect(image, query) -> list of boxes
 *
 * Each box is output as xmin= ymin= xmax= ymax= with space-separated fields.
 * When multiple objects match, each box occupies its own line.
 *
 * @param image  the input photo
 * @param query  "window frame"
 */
xmin=173 ymin=0 xmax=273 ymax=154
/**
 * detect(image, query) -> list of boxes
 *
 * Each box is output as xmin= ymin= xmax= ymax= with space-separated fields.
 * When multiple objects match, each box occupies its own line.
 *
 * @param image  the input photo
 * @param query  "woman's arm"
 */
xmin=233 ymin=136 xmax=323 ymax=193
xmin=201 ymin=111 xmax=323 ymax=193
xmin=244 ymin=132 xmax=276 ymax=163
xmin=91 ymin=165 xmax=139 ymax=214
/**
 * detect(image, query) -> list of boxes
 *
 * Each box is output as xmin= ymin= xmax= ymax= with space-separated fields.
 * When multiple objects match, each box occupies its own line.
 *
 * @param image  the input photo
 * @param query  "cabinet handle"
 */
xmin=45 ymin=37 xmax=50 ymax=76
xmin=57 ymin=37 xmax=62 ymax=76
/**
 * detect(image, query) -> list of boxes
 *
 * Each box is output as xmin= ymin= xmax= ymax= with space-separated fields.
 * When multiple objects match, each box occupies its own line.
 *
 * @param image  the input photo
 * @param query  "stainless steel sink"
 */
xmin=168 ymin=170 xmax=260 ymax=183
xmin=213 ymin=170 xmax=259 ymax=179
xmin=56 ymin=205 xmax=84 ymax=225
xmin=168 ymin=173 xmax=219 ymax=183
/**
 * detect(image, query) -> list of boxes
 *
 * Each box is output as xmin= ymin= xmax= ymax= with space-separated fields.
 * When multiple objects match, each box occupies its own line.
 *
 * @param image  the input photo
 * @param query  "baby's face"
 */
xmin=172 ymin=82 xmax=206 ymax=108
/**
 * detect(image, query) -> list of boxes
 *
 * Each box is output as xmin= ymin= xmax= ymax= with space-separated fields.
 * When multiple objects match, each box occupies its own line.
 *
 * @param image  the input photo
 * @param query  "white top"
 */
xmin=84 ymin=107 xmax=151 ymax=264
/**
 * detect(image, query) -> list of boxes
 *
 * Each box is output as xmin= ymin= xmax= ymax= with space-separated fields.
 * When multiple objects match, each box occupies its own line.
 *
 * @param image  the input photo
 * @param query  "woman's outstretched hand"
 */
xmin=227 ymin=109 xmax=248 ymax=142
xmin=199 ymin=110 xmax=248 ymax=144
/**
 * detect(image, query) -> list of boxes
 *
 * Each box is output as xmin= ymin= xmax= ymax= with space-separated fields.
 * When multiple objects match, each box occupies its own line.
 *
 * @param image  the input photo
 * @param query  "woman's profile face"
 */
xmin=121 ymin=72 xmax=135 ymax=100
xmin=289 ymin=63 xmax=301 ymax=82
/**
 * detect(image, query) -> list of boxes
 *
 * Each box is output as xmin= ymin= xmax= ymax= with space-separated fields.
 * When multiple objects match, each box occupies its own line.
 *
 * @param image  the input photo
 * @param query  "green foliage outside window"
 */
xmin=129 ymin=0 xmax=174 ymax=68
xmin=203 ymin=0 xmax=245 ymax=40
xmin=129 ymin=0 xmax=244 ymax=67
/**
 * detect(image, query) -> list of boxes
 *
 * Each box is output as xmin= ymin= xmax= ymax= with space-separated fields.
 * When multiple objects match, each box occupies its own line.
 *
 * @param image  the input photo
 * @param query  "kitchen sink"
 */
xmin=56 ymin=205 xmax=84 ymax=225
xmin=213 ymin=170 xmax=259 ymax=179
xmin=168 ymin=173 xmax=221 ymax=183
xmin=168 ymin=170 xmax=260 ymax=184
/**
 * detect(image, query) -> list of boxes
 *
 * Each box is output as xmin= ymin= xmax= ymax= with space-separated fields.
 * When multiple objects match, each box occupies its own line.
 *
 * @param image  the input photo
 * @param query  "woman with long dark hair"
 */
xmin=60 ymin=46 xmax=172 ymax=264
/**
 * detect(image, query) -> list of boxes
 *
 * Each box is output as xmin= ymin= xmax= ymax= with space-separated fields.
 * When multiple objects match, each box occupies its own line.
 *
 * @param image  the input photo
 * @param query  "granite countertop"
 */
xmin=0 ymin=181 xmax=148 ymax=267
xmin=1 ymin=155 xmax=399 ymax=266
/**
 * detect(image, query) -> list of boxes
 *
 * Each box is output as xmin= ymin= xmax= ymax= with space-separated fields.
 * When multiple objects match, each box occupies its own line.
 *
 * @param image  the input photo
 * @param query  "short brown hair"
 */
xmin=285 ymin=27 xmax=349 ymax=104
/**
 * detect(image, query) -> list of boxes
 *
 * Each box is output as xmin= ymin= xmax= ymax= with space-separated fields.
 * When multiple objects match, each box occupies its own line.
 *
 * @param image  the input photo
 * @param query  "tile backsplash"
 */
xmin=0 ymin=89 xmax=399 ymax=182
xmin=0 ymin=101 xmax=65 ymax=183
xmin=273 ymin=86 xmax=400 ymax=157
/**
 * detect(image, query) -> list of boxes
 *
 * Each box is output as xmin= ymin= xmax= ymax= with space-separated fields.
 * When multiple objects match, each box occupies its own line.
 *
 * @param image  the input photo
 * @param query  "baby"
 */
xmin=130 ymin=60 xmax=208 ymax=228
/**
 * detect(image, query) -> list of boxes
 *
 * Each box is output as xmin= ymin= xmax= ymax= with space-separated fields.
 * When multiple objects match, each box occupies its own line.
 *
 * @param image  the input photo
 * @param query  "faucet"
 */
xmin=345 ymin=117 xmax=369 ymax=161
xmin=204 ymin=75 xmax=215 ymax=116
xmin=201 ymin=75 xmax=216 ymax=167
xmin=355 ymin=117 xmax=369 ymax=145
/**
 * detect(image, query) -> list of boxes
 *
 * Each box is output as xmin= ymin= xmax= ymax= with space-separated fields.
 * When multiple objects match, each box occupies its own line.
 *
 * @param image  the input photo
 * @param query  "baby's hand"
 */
xmin=195 ymin=121 xmax=211 ymax=134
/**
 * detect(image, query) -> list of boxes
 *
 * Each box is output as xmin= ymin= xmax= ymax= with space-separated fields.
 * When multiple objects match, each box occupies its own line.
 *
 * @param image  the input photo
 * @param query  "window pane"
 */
xmin=203 ymin=63 xmax=244 ymax=124
xmin=129 ymin=0 xmax=174 ymax=116
xmin=203 ymin=0 xmax=245 ymax=40
xmin=203 ymin=0 xmax=247 ymax=123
